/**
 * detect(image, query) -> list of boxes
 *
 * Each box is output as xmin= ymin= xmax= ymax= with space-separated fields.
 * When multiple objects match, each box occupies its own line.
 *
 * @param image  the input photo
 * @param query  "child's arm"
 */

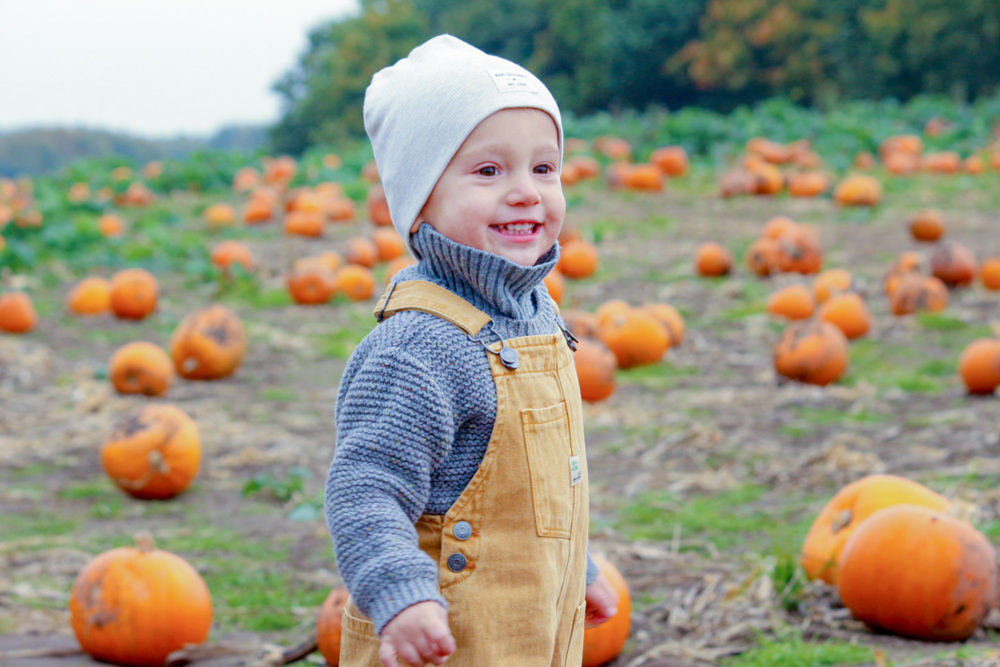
xmin=326 ymin=344 xmax=457 ymax=634
xmin=379 ymin=600 xmax=455 ymax=666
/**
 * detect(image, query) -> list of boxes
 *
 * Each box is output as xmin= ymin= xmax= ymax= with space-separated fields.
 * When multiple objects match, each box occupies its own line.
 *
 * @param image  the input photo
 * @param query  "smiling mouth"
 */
xmin=492 ymin=221 xmax=539 ymax=235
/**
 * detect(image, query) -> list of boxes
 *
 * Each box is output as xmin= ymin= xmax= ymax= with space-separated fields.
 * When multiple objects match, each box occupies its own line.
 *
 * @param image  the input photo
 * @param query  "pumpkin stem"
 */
xmin=831 ymin=509 xmax=852 ymax=533
xmin=134 ymin=530 xmax=155 ymax=552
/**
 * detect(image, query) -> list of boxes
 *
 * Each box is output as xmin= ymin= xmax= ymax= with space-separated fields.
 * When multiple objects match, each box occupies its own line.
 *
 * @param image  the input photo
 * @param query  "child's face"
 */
xmin=416 ymin=108 xmax=565 ymax=266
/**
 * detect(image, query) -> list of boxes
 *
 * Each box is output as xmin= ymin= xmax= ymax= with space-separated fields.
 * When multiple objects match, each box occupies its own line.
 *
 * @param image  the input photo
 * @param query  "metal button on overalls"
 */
xmin=340 ymin=280 xmax=589 ymax=666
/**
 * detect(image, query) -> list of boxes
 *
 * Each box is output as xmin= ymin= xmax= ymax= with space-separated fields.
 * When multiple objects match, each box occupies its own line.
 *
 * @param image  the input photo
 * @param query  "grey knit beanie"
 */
xmin=363 ymin=34 xmax=563 ymax=254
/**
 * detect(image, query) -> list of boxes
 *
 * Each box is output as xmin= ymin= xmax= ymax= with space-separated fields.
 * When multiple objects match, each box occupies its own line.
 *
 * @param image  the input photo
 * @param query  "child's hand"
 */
xmin=584 ymin=573 xmax=620 ymax=628
xmin=379 ymin=601 xmax=455 ymax=666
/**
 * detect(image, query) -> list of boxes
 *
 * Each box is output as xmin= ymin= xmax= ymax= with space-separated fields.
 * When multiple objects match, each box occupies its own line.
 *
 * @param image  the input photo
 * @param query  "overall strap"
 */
xmin=373 ymin=280 xmax=492 ymax=337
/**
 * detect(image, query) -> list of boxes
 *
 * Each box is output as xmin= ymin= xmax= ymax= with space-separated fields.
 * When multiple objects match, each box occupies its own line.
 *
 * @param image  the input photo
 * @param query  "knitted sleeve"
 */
xmin=325 ymin=340 xmax=456 ymax=634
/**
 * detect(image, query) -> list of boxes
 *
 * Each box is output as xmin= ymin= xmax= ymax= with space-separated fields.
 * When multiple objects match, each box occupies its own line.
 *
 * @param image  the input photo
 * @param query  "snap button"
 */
xmin=447 ymin=553 xmax=467 ymax=572
xmin=453 ymin=521 xmax=472 ymax=541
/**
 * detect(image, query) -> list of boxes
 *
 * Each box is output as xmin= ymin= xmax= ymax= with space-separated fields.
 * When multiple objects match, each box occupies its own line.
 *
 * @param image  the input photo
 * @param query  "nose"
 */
xmin=505 ymin=170 xmax=541 ymax=206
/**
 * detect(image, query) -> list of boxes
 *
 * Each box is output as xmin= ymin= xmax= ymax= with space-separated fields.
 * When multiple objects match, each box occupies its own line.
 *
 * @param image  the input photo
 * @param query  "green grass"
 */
xmin=262 ymin=386 xmax=299 ymax=401
xmin=613 ymin=483 xmax=816 ymax=554
xmin=722 ymin=630 xmax=873 ymax=666
xmin=619 ymin=360 xmax=699 ymax=390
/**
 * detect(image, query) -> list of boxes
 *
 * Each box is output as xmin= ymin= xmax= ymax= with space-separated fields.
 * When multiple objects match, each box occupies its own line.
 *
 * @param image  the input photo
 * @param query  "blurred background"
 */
xmin=3 ymin=0 xmax=999 ymax=176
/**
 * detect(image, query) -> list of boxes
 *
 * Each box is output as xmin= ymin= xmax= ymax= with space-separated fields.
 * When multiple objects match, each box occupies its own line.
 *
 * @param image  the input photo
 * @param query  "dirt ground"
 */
xmin=2 ymin=175 xmax=1000 ymax=666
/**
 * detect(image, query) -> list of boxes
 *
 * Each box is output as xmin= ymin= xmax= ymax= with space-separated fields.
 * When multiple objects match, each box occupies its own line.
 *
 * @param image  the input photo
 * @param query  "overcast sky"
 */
xmin=2 ymin=0 xmax=359 ymax=138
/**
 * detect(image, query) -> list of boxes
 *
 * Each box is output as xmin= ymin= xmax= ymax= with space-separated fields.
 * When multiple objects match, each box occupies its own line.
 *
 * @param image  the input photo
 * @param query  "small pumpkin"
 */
xmin=694 ymin=242 xmax=733 ymax=277
xmin=542 ymin=269 xmax=565 ymax=305
xmin=263 ymin=155 xmax=297 ymax=187
xmin=573 ymin=337 xmax=617 ymax=402
xmin=743 ymin=237 xmax=781 ymax=277
xmin=366 ymin=183 xmax=393 ymax=227
xmin=101 ymin=404 xmax=201 ymax=500
xmin=287 ymin=260 xmax=338 ymax=305
xmin=232 ymin=166 xmax=261 ymax=193
xmin=817 ymin=293 xmax=871 ymax=340
xmin=70 ymin=531 xmax=212 ymax=666
xmin=958 ymin=338 xmax=1000 ymax=395
xmin=650 ymin=145 xmax=689 ymax=176
xmin=109 ymin=341 xmax=174 ymax=397
xmin=638 ymin=302 xmax=684 ymax=347
xmin=812 ymin=268 xmax=854 ymax=304
xmin=582 ymin=555 xmax=632 ymax=667
xmin=170 ymin=304 xmax=247 ymax=380
xmin=203 ymin=203 xmax=236 ymax=230
xmin=384 ymin=257 xmax=417 ymax=284
xmin=317 ymin=585 xmax=349 ymax=666
xmin=766 ymin=284 xmax=815 ymax=320
xmin=776 ymin=225 xmax=823 ymax=275
xmin=908 ymin=209 xmax=945 ymax=242
xmin=284 ymin=210 xmax=324 ymax=237
xmin=981 ymin=257 xmax=1000 ymax=290
xmin=889 ymin=273 xmax=948 ymax=316
xmin=838 ymin=505 xmax=998 ymax=642
xmin=833 ymin=174 xmax=882 ymax=207
xmin=334 ymin=265 xmax=376 ymax=301
xmin=597 ymin=308 xmax=670 ymax=369
xmin=67 ymin=277 xmax=112 ymax=315
xmin=0 ymin=291 xmax=37 ymax=333
xmin=372 ymin=229 xmax=406 ymax=262
xmin=762 ymin=216 xmax=797 ymax=240
xmin=109 ymin=268 xmax=158 ymax=320
xmin=773 ymin=320 xmax=848 ymax=386
xmin=930 ymin=242 xmax=977 ymax=288
xmin=210 ymin=240 xmax=254 ymax=274
xmin=801 ymin=474 xmax=950 ymax=585
xmin=787 ymin=171 xmax=829 ymax=198
xmin=344 ymin=236 xmax=378 ymax=268
xmin=561 ymin=309 xmax=600 ymax=340
xmin=98 ymin=213 xmax=124 ymax=238
xmin=557 ymin=239 xmax=599 ymax=279
xmin=622 ymin=164 xmax=664 ymax=192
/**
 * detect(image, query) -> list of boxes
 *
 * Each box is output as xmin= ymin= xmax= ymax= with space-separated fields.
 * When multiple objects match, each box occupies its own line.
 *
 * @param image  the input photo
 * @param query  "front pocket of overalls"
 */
xmin=521 ymin=401 xmax=574 ymax=538
xmin=339 ymin=602 xmax=381 ymax=665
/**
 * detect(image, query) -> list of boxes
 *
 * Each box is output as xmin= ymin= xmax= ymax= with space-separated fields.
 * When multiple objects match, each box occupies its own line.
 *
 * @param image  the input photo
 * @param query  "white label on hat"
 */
xmin=488 ymin=67 xmax=542 ymax=94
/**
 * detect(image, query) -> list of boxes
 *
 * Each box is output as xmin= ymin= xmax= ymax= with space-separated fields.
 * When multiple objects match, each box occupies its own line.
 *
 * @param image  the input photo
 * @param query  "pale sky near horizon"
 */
xmin=2 ymin=1 xmax=359 ymax=138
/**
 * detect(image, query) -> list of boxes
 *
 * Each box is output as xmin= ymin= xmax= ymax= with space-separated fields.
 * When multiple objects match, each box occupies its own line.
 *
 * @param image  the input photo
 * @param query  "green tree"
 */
xmin=270 ymin=0 xmax=428 ymax=155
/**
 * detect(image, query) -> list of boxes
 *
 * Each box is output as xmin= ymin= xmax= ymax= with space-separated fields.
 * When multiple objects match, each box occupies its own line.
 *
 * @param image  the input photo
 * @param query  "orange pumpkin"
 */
xmin=284 ymin=210 xmax=324 ymax=237
xmin=833 ymin=174 xmax=882 ymax=206
xmin=263 ymin=155 xmax=297 ymax=187
xmin=101 ymin=404 xmax=201 ymax=500
xmin=773 ymin=320 xmax=848 ymax=386
xmin=817 ymin=293 xmax=871 ymax=340
xmin=334 ymin=265 xmax=376 ymax=301
xmin=838 ymin=505 xmax=998 ymax=641
xmin=366 ymin=183 xmax=393 ymax=227
xmin=776 ymin=226 xmax=823 ymax=275
xmin=210 ymin=240 xmax=254 ymax=274
xmin=883 ymin=252 xmax=925 ymax=297
xmin=109 ymin=268 xmax=158 ymax=320
xmin=922 ymin=151 xmax=962 ymax=174
xmin=597 ymin=309 xmax=669 ymax=369
xmin=243 ymin=194 xmax=274 ymax=224
xmin=890 ymin=273 xmax=949 ymax=316
xmin=908 ymin=209 xmax=945 ymax=242
xmin=109 ymin=341 xmax=174 ymax=397
xmin=232 ymin=166 xmax=261 ymax=193
xmin=70 ymin=532 xmax=212 ymax=666
xmin=766 ymin=284 xmax=815 ymax=320
xmin=561 ymin=309 xmax=600 ymax=340
xmin=638 ymin=302 xmax=684 ymax=347
xmin=170 ymin=304 xmax=247 ymax=380
xmin=801 ymin=474 xmax=950 ymax=585
xmin=557 ymin=239 xmax=599 ymax=280
xmin=0 ymin=291 xmax=37 ymax=333
xmin=787 ymin=171 xmax=829 ymax=198
xmin=958 ymin=338 xmax=1000 ymax=395
xmin=650 ymin=145 xmax=689 ymax=176
xmin=317 ymin=585 xmax=349 ymax=666
xmin=582 ymin=555 xmax=631 ymax=667
xmin=287 ymin=260 xmax=338 ymax=305
xmin=203 ymin=203 xmax=235 ymax=230
xmin=372 ymin=229 xmax=406 ymax=262
xmin=67 ymin=277 xmax=112 ymax=316
xmin=542 ymin=269 xmax=565 ymax=305
xmin=385 ymin=256 xmax=417 ymax=284
xmin=98 ymin=213 xmax=124 ymax=238
xmin=622 ymin=164 xmax=664 ymax=191
xmin=565 ymin=155 xmax=601 ymax=181
xmin=812 ymin=268 xmax=853 ymax=304
xmin=344 ymin=237 xmax=378 ymax=269
xmin=930 ymin=242 xmax=977 ymax=288
xmin=694 ymin=242 xmax=733 ymax=277
xmin=573 ymin=337 xmax=617 ymax=402
xmin=980 ymin=257 xmax=1000 ymax=290
xmin=743 ymin=237 xmax=781 ymax=277
xmin=762 ymin=216 xmax=797 ymax=240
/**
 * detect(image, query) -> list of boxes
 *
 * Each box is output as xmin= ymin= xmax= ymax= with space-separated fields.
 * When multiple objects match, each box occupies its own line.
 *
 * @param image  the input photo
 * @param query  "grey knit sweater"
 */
xmin=325 ymin=224 xmax=596 ymax=634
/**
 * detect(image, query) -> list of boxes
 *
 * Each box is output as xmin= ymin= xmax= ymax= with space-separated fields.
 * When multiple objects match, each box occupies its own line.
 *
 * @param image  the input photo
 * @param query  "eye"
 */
xmin=477 ymin=165 xmax=497 ymax=176
xmin=534 ymin=164 xmax=554 ymax=175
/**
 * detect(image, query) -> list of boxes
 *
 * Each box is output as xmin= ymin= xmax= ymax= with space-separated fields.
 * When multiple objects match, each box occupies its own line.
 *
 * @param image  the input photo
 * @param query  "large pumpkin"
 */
xmin=109 ymin=268 xmax=158 ymax=320
xmin=573 ymin=337 xmax=617 ymax=403
xmin=582 ymin=555 xmax=632 ymax=667
xmin=838 ymin=505 xmax=998 ymax=641
xmin=170 ymin=304 xmax=247 ymax=380
xmin=109 ymin=341 xmax=174 ymax=397
xmin=597 ymin=308 xmax=670 ymax=370
xmin=70 ymin=532 xmax=212 ymax=666
xmin=316 ymin=585 xmax=349 ymax=666
xmin=800 ymin=474 xmax=950 ymax=585
xmin=102 ymin=404 xmax=201 ymax=500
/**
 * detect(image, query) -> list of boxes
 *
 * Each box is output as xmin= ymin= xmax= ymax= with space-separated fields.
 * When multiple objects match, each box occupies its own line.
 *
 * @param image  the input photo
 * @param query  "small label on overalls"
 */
xmin=569 ymin=455 xmax=582 ymax=486
xmin=488 ymin=67 xmax=543 ymax=94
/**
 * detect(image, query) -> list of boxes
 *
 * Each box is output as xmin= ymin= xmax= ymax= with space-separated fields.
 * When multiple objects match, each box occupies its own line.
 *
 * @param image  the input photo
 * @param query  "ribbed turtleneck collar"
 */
xmin=409 ymin=224 xmax=559 ymax=321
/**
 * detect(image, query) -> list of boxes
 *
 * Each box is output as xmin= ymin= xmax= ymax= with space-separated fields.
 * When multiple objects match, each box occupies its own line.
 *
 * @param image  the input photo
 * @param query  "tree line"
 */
xmin=270 ymin=0 xmax=1000 ymax=155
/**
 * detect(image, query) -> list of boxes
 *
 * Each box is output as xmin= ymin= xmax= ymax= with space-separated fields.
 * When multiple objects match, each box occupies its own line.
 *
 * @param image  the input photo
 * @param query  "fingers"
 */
xmin=381 ymin=631 xmax=456 ymax=666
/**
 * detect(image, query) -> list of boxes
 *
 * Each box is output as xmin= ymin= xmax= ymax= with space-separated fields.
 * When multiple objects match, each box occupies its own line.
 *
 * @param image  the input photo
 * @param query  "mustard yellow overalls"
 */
xmin=339 ymin=280 xmax=589 ymax=666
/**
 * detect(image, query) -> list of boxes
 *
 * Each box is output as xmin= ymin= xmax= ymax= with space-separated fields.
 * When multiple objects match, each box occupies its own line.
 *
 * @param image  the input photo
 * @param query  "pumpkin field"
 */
xmin=4 ymin=102 xmax=1000 ymax=666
